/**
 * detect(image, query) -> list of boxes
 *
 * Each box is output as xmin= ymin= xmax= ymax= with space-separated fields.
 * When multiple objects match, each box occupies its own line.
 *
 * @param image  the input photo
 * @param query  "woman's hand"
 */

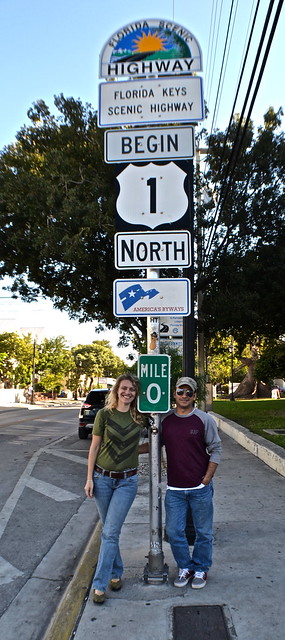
xmin=84 ymin=479 xmax=94 ymax=498
xmin=84 ymin=435 xmax=102 ymax=498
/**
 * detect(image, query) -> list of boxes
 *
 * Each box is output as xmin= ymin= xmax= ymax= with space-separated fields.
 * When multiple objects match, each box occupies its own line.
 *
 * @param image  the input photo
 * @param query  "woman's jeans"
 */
xmin=92 ymin=471 xmax=138 ymax=592
xmin=165 ymin=482 xmax=214 ymax=573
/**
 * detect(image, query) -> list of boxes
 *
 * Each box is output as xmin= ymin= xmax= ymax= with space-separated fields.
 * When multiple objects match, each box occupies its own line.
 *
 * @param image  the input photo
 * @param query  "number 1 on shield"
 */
xmin=147 ymin=177 xmax=156 ymax=213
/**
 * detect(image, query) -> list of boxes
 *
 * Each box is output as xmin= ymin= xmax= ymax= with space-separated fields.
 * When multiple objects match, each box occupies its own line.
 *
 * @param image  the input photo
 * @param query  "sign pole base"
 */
xmin=143 ymin=411 xmax=169 ymax=584
xmin=143 ymin=561 xmax=169 ymax=584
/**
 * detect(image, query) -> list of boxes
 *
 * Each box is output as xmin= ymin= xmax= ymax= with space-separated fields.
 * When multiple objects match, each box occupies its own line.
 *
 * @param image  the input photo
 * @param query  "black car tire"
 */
xmin=78 ymin=426 xmax=89 ymax=439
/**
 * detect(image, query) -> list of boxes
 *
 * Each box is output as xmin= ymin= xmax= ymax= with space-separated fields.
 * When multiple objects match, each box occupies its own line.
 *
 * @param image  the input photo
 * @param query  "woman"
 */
xmin=84 ymin=373 xmax=147 ymax=604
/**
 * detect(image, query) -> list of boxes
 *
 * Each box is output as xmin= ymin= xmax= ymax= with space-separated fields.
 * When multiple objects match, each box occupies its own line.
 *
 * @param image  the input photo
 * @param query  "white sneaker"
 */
xmin=191 ymin=571 xmax=207 ymax=589
xmin=174 ymin=568 xmax=194 ymax=588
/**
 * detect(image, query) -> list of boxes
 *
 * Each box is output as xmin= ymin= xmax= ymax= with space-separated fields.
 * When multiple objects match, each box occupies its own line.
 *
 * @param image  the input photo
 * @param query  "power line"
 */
xmin=209 ymin=0 xmax=237 ymax=136
xmin=203 ymin=0 xmax=283 ymax=267
xmin=215 ymin=0 xmax=261 ymax=172
xmin=201 ymin=0 xmax=262 ymax=263
xmin=206 ymin=0 xmax=224 ymax=107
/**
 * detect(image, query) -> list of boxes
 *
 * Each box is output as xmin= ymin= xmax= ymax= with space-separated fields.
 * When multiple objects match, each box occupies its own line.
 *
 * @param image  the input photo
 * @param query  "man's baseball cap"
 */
xmin=176 ymin=377 xmax=197 ymax=392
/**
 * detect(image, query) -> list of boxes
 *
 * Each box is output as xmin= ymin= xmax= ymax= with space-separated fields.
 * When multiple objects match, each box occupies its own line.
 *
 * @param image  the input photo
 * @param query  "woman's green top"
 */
xmin=93 ymin=407 xmax=141 ymax=471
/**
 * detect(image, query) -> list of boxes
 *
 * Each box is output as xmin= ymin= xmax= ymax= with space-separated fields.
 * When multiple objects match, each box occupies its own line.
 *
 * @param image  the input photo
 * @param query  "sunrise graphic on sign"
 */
xmin=133 ymin=30 xmax=167 ymax=53
xmin=110 ymin=25 xmax=191 ymax=62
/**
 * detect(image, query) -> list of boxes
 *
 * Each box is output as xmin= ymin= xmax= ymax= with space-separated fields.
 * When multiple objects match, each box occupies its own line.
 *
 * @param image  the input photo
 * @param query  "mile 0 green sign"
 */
xmin=138 ymin=354 xmax=170 ymax=413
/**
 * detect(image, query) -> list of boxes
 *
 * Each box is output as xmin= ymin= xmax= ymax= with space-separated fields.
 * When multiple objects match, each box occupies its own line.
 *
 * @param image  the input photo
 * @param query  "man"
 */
xmin=162 ymin=376 xmax=222 ymax=589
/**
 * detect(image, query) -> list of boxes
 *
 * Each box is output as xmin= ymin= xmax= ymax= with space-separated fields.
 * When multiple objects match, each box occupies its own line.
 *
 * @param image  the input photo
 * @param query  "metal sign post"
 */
xmin=138 ymin=279 xmax=169 ymax=583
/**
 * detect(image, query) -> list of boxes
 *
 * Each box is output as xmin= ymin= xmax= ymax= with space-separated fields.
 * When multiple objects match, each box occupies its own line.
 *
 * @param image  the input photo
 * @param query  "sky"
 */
xmin=0 ymin=0 xmax=284 ymax=360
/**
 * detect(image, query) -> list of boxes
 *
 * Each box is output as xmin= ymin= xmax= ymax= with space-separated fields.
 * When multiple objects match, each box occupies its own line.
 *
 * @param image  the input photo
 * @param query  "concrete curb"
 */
xmin=212 ymin=412 xmax=285 ymax=477
xmin=42 ymin=521 xmax=102 ymax=640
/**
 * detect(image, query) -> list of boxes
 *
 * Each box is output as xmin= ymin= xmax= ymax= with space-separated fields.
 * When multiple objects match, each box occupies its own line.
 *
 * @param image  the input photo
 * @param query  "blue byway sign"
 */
xmin=113 ymin=278 xmax=190 ymax=317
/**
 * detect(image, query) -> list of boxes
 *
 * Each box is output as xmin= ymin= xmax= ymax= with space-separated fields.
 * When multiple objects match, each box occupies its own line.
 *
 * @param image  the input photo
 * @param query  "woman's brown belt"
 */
xmin=94 ymin=464 xmax=137 ymax=479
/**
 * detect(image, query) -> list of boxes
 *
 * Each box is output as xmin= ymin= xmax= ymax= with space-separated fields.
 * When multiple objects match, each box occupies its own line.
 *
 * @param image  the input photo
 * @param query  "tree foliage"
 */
xmin=71 ymin=340 xmax=125 ymax=391
xmin=0 ymin=99 xmax=284 ymax=356
xmin=36 ymin=336 xmax=75 ymax=393
xmin=197 ymin=107 xmax=285 ymax=347
xmin=0 ymin=95 xmax=144 ymax=348
xmin=255 ymin=340 xmax=285 ymax=383
xmin=0 ymin=332 xmax=33 ymax=387
xmin=207 ymin=334 xmax=243 ymax=385
xmin=0 ymin=331 xmax=126 ymax=393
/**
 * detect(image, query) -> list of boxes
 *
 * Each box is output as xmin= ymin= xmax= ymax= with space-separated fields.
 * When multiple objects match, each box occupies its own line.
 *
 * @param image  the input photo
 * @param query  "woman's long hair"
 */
xmin=105 ymin=373 xmax=142 ymax=423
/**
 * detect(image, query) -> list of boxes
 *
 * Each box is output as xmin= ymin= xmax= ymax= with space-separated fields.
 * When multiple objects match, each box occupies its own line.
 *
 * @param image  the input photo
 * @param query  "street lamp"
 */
xmin=229 ymin=340 xmax=235 ymax=401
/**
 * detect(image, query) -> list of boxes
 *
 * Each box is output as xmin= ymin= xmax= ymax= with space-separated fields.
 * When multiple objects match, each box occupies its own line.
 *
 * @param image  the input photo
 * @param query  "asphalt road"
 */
xmin=0 ymin=405 xmax=98 ymax=640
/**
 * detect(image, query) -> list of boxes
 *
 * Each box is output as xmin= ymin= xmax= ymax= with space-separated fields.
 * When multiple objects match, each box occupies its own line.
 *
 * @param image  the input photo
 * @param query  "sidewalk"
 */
xmin=45 ymin=421 xmax=285 ymax=640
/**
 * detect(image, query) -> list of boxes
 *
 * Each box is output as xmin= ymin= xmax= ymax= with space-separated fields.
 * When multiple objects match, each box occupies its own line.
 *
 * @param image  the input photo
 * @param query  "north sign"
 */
xmin=98 ymin=76 xmax=204 ymax=127
xmin=138 ymin=354 xmax=171 ymax=413
xmin=104 ymin=126 xmax=195 ymax=163
xmin=115 ymin=231 xmax=191 ymax=269
xmin=113 ymin=278 xmax=191 ymax=317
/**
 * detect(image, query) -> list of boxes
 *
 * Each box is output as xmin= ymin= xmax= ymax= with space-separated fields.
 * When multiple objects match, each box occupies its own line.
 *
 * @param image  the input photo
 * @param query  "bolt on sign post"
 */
xmin=98 ymin=17 xmax=204 ymax=584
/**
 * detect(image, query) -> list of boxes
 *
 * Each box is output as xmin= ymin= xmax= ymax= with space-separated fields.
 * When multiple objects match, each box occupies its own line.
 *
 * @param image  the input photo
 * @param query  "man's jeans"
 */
xmin=165 ymin=482 xmax=214 ymax=573
xmin=92 ymin=472 xmax=138 ymax=592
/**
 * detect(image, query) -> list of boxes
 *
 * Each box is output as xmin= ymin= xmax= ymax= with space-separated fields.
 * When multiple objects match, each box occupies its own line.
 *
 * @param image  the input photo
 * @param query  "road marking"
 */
xmin=0 ymin=435 xmax=80 ymax=541
xmin=0 ymin=556 xmax=24 ymax=586
xmin=0 ymin=452 xmax=39 ymax=540
xmin=26 ymin=476 xmax=80 ymax=501
xmin=46 ymin=449 xmax=88 ymax=465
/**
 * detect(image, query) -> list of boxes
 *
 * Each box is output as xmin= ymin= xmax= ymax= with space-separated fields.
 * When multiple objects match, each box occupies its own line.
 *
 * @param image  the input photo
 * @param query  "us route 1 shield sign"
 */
xmin=138 ymin=354 xmax=170 ymax=413
xmin=115 ymin=160 xmax=192 ymax=232
xmin=113 ymin=278 xmax=190 ymax=317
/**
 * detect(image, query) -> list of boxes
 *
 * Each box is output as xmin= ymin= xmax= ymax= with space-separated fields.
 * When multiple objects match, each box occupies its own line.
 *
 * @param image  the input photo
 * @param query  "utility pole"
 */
xmin=196 ymin=147 xmax=208 ymax=409
xmin=183 ymin=160 xmax=195 ymax=378
xmin=31 ymin=338 xmax=36 ymax=405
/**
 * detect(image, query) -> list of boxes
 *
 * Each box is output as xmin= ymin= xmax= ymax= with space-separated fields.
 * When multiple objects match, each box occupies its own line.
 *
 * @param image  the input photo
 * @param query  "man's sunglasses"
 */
xmin=176 ymin=389 xmax=194 ymax=397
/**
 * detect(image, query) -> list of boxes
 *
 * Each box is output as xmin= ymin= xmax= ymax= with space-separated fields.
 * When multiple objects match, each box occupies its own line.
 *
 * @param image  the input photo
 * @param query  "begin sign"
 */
xmin=138 ymin=354 xmax=170 ymax=413
xmin=105 ymin=126 xmax=194 ymax=163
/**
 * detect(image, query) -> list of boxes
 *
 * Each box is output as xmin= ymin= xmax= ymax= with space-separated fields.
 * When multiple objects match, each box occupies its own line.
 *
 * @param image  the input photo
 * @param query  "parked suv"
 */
xmin=78 ymin=389 xmax=110 ymax=439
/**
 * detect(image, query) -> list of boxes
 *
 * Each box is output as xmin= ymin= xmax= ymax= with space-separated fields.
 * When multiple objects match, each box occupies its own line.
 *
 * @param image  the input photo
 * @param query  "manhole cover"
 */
xmin=173 ymin=605 xmax=235 ymax=640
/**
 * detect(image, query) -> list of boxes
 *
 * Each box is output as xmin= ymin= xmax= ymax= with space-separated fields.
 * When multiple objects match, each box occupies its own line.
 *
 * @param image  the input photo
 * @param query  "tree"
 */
xmin=197 ymin=108 xmax=285 ymax=346
xmin=255 ymin=340 xmax=285 ymax=384
xmin=231 ymin=341 xmax=271 ymax=398
xmin=1 ymin=100 xmax=284 ymax=358
xmin=71 ymin=340 xmax=125 ymax=392
xmin=36 ymin=336 xmax=74 ymax=395
xmin=0 ymin=95 xmax=145 ymax=349
xmin=207 ymin=334 xmax=242 ymax=386
xmin=195 ymin=108 xmax=285 ymax=394
xmin=0 ymin=332 xmax=33 ymax=387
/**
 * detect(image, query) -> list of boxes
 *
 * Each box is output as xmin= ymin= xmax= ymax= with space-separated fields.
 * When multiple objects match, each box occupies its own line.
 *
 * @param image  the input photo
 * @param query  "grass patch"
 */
xmin=213 ymin=398 xmax=285 ymax=449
